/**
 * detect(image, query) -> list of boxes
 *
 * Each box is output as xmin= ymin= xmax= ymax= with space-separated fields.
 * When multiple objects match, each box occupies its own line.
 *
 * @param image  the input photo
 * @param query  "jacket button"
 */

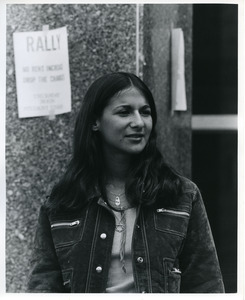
xmin=100 ymin=233 xmax=107 ymax=239
xmin=137 ymin=257 xmax=144 ymax=263
xmin=96 ymin=266 xmax=103 ymax=273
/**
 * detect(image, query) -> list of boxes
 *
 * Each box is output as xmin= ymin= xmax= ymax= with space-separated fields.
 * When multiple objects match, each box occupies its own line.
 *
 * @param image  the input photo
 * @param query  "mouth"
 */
xmin=125 ymin=133 xmax=144 ymax=138
xmin=125 ymin=133 xmax=145 ymax=142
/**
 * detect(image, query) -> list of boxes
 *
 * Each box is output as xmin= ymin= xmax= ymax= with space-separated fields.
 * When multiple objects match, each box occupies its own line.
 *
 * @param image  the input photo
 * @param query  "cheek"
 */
xmin=146 ymin=119 xmax=153 ymax=133
xmin=145 ymin=120 xmax=153 ymax=142
xmin=100 ymin=121 xmax=123 ymax=142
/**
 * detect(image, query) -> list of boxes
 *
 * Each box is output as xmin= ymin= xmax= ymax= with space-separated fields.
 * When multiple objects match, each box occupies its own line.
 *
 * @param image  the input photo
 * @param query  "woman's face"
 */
xmin=95 ymin=87 xmax=153 ymax=156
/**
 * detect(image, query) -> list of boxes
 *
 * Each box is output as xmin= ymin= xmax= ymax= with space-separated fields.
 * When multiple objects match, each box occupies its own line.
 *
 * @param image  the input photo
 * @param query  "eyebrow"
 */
xmin=113 ymin=104 xmax=151 ymax=110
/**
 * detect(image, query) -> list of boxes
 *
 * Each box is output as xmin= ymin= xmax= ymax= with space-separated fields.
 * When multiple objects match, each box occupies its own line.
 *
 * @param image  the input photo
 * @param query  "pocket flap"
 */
xmin=154 ymin=209 xmax=189 ymax=237
xmin=51 ymin=218 xmax=84 ymax=248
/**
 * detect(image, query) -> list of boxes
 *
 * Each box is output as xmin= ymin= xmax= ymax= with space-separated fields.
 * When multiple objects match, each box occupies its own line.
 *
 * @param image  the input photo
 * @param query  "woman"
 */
xmin=27 ymin=72 xmax=225 ymax=293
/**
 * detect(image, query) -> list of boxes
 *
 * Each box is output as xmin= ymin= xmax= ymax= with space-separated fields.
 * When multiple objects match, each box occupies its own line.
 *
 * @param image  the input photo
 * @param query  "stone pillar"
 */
xmin=143 ymin=4 xmax=193 ymax=177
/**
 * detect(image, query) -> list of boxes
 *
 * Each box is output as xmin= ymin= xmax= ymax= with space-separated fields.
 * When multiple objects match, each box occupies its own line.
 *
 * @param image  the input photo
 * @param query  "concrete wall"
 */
xmin=6 ymin=4 xmax=192 ymax=292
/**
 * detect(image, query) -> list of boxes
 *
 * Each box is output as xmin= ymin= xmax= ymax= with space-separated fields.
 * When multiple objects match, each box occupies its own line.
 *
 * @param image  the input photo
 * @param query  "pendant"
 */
xmin=115 ymin=196 xmax=120 ymax=206
xmin=115 ymin=224 xmax=125 ymax=233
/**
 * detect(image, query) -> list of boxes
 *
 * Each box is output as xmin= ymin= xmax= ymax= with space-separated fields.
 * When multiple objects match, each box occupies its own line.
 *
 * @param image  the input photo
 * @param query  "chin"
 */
xmin=124 ymin=145 xmax=146 ymax=154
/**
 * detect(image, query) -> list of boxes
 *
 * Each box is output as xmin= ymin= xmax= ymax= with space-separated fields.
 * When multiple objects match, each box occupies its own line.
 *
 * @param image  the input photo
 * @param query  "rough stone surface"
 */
xmin=6 ymin=4 xmax=137 ymax=292
xmin=143 ymin=4 xmax=192 ymax=177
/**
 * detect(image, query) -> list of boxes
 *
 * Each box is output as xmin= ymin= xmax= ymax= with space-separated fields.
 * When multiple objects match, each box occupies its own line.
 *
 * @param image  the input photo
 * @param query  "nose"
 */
xmin=130 ymin=111 xmax=144 ymax=128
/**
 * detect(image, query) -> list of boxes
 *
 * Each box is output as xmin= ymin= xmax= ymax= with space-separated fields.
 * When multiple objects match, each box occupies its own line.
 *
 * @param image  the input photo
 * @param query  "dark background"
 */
xmin=192 ymin=4 xmax=238 ymax=293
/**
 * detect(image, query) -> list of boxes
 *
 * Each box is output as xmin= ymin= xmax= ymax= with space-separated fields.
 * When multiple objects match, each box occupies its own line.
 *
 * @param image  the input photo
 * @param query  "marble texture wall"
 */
xmin=6 ymin=4 xmax=192 ymax=292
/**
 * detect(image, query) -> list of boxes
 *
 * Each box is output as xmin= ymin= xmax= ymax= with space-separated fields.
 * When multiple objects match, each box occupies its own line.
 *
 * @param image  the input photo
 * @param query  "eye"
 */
xmin=140 ymin=107 xmax=152 ymax=116
xmin=117 ymin=109 xmax=130 ymax=116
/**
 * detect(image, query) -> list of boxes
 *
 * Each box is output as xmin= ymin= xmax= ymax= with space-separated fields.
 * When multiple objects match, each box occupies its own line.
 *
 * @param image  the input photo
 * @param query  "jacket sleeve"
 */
xmin=179 ymin=186 xmax=225 ymax=293
xmin=26 ymin=205 xmax=65 ymax=293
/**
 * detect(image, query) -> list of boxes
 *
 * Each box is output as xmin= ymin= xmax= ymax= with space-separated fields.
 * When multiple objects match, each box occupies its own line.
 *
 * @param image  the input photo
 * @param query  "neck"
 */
xmin=103 ymin=151 xmax=132 ymax=186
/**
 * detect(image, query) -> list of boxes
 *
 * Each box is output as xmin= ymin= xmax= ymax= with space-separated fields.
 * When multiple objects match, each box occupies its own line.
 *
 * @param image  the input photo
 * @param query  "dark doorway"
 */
xmin=192 ymin=4 xmax=238 ymax=293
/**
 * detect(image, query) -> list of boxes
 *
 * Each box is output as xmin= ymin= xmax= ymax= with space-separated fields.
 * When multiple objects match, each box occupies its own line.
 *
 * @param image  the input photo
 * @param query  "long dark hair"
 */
xmin=47 ymin=72 xmax=182 ymax=212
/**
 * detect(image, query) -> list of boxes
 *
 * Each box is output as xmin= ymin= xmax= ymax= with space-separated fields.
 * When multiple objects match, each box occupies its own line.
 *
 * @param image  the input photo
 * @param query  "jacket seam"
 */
xmin=131 ymin=206 xmax=141 ymax=292
xmin=85 ymin=206 xmax=101 ymax=292
xmin=141 ymin=211 xmax=153 ymax=292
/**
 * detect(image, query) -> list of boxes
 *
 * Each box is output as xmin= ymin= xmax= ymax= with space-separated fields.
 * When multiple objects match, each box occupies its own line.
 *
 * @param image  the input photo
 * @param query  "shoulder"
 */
xmin=178 ymin=176 xmax=204 ymax=207
xmin=166 ymin=176 xmax=201 ymax=208
xmin=153 ymin=176 xmax=200 ymax=211
xmin=179 ymin=176 xmax=199 ymax=195
xmin=40 ymin=198 xmax=93 ymax=221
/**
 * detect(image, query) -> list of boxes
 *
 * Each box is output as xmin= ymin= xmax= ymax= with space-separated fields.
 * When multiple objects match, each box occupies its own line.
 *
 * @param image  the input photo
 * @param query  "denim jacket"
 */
xmin=27 ymin=178 xmax=225 ymax=293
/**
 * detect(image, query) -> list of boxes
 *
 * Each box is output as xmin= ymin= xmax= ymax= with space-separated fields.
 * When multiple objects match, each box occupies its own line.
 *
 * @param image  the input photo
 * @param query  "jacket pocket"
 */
xmin=51 ymin=218 xmax=85 ymax=249
xmin=163 ymin=258 xmax=181 ymax=293
xmin=154 ymin=208 xmax=190 ymax=237
xmin=62 ymin=268 xmax=73 ymax=293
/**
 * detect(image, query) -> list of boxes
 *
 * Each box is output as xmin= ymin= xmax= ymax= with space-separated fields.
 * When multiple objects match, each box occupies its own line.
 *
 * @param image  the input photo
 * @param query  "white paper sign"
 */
xmin=171 ymin=28 xmax=187 ymax=111
xmin=13 ymin=26 xmax=71 ymax=118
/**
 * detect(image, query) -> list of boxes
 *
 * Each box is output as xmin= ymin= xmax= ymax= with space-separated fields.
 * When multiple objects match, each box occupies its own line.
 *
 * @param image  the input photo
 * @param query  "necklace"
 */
xmin=106 ymin=185 xmax=125 ymax=207
xmin=114 ymin=210 xmax=127 ymax=273
xmin=114 ymin=211 xmax=126 ymax=233
xmin=107 ymin=197 xmax=133 ymax=215
xmin=108 ymin=190 xmax=125 ymax=206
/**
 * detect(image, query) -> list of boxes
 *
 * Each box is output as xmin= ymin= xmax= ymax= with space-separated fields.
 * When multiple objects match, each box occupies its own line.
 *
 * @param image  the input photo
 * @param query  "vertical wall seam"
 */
xmin=136 ymin=3 xmax=139 ymax=76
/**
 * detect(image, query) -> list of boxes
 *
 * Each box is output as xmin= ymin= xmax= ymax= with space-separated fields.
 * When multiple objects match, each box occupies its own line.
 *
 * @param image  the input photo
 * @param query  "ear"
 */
xmin=92 ymin=120 xmax=100 ymax=131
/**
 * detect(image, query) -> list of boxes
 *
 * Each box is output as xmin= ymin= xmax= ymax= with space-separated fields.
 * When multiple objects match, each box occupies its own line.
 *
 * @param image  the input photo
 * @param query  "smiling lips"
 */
xmin=125 ymin=133 xmax=144 ymax=139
